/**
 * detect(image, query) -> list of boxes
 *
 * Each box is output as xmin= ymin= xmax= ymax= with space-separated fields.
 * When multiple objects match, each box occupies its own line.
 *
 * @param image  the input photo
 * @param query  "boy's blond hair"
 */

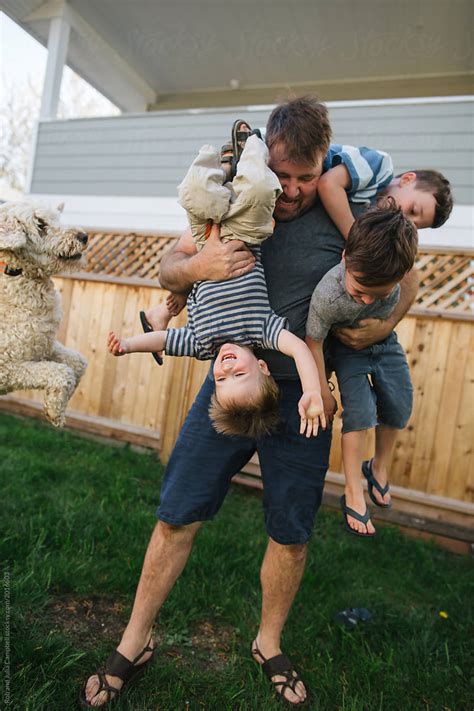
xmin=209 ymin=374 xmax=280 ymax=438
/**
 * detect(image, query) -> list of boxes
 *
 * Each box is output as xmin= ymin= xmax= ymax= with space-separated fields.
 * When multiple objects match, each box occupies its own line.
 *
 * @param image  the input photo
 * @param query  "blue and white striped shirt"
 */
xmin=323 ymin=144 xmax=394 ymax=204
xmin=165 ymin=249 xmax=287 ymax=360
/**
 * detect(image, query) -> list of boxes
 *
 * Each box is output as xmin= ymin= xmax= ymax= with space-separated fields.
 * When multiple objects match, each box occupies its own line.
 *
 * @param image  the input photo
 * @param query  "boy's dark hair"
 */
xmin=345 ymin=198 xmax=418 ymax=287
xmin=209 ymin=374 xmax=280 ymax=438
xmin=266 ymin=95 xmax=332 ymax=165
xmin=399 ymin=169 xmax=453 ymax=228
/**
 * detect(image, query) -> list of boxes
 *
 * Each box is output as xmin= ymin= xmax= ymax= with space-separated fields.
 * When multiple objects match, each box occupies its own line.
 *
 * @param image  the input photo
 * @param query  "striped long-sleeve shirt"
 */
xmin=323 ymin=144 xmax=394 ymax=204
xmin=165 ymin=249 xmax=287 ymax=360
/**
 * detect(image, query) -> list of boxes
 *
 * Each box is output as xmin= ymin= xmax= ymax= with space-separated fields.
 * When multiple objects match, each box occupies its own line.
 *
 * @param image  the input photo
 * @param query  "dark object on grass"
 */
xmin=139 ymin=310 xmax=163 ymax=365
xmin=334 ymin=607 xmax=373 ymax=630
xmin=79 ymin=639 xmax=156 ymax=708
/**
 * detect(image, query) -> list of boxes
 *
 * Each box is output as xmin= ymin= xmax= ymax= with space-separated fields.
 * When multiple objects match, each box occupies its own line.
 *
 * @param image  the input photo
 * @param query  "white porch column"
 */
xmin=40 ymin=13 xmax=71 ymax=119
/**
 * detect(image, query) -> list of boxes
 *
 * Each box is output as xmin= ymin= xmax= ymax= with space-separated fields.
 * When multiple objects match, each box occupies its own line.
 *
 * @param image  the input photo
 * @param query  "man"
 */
xmin=81 ymin=96 xmax=418 ymax=708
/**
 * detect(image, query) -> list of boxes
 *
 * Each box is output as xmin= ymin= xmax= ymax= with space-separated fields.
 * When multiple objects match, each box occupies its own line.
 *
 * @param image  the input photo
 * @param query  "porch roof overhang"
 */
xmin=1 ymin=0 xmax=473 ymax=112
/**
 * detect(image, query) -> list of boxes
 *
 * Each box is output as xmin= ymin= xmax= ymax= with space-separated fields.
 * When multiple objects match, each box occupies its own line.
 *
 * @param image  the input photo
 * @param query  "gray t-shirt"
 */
xmin=306 ymin=261 xmax=400 ymax=342
xmin=256 ymin=200 xmax=366 ymax=379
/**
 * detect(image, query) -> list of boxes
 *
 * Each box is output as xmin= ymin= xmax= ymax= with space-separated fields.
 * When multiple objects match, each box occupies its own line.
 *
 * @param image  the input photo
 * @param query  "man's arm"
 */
xmin=159 ymin=224 xmax=256 ymax=293
xmin=334 ymin=267 xmax=420 ymax=350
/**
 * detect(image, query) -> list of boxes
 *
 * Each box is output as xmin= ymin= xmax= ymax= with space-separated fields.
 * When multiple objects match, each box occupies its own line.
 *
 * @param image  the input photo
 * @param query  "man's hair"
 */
xmin=397 ymin=169 xmax=453 ymax=228
xmin=266 ymin=95 xmax=332 ymax=165
xmin=345 ymin=198 xmax=418 ymax=287
xmin=209 ymin=374 xmax=280 ymax=438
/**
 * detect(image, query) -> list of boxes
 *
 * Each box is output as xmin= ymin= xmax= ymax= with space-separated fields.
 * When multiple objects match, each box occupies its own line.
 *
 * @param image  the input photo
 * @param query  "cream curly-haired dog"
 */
xmin=0 ymin=201 xmax=88 ymax=427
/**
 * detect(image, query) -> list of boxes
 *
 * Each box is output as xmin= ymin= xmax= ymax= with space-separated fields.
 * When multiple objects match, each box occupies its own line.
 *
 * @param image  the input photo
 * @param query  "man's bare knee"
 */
xmin=269 ymin=538 xmax=308 ymax=563
xmin=156 ymin=519 xmax=202 ymax=544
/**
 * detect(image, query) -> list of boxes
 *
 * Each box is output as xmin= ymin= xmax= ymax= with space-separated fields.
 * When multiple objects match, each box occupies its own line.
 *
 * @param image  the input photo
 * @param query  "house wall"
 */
xmin=31 ymin=98 xmax=472 ymax=201
xmin=29 ymin=98 xmax=474 ymax=245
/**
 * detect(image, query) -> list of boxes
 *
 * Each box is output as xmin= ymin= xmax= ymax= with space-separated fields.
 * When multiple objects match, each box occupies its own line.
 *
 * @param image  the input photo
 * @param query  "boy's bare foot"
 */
xmin=145 ymin=292 xmax=187 ymax=331
xmin=165 ymin=292 xmax=187 ymax=317
xmin=343 ymin=488 xmax=375 ymax=535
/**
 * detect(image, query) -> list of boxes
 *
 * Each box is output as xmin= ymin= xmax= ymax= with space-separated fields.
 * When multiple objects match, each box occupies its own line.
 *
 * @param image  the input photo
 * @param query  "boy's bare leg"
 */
xmin=145 ymin=292 xmax=188 ymax=331
xmin=83 ymin=520 xmax=200 ymax=707
xmin=342 ymin=430 xmax=375 ymax=534
xmin=252 ymin=539 xmax=308 ymax=704
xmin=370 ymin=424 xmax=396 ymax=505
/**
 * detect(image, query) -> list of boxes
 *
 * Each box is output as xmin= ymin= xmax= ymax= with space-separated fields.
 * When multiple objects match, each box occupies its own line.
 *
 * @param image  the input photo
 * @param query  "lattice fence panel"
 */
xmin=77 ymin=233 xmax=473 ymax=319
xmin=414 ymin=251 xmax=473 ymax=316
xmin=83 ymin=232 xmax=177 ymax=280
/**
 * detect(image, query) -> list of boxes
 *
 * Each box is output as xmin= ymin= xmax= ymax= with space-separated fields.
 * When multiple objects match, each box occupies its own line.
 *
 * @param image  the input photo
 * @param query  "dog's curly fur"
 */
xmin=0 ymin=201 xmax=88 ymax=427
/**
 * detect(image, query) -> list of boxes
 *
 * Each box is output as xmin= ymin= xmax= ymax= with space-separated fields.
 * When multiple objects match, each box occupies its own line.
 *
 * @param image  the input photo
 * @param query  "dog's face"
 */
xmin=0 ymin=202 xmax=88 ymax=276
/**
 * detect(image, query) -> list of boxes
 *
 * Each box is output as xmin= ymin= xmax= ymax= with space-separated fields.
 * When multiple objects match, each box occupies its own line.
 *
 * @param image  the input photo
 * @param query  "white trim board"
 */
xmin=29 ymin=194 xmax=473 ymax=248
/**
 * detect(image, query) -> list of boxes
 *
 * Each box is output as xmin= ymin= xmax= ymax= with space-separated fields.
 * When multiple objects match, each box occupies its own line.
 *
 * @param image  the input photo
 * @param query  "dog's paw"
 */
xmin=44 ymin=407 xmax=66 ymax=428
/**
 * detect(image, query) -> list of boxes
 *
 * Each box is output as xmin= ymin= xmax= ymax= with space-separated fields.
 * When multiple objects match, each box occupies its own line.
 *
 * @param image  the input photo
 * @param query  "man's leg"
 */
xmin=253 ymin=539 xmax=308 ymax=704
xmin=82 ymin=375 xmax=256 ymax=707
xmin=84 ymin=520 xmax=200 ymax=706
xmin=255 ymin=379 xmax=332 ymax=705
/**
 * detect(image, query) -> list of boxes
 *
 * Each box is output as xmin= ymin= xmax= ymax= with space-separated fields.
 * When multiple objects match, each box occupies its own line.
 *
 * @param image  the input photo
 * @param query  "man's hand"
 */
xmin=195 ymin=223 xmax=256 ymax=281
xmin=334 ymin=318 xmax=392 ymax=351
xmin=298 ymin=390 xmax=326 ymax=438
xmin=322 ymin=390 xmax=338 ymax=423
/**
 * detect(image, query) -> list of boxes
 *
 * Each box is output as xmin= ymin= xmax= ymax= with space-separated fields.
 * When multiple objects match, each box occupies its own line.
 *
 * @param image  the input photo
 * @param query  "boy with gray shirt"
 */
xmin=306 ymin=201 xmax=418 ymax=536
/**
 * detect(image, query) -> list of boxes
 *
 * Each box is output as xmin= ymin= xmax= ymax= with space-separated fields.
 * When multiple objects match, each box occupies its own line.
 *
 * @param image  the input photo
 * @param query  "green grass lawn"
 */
xmin=1 ymin=411 xmax=473 ymax=711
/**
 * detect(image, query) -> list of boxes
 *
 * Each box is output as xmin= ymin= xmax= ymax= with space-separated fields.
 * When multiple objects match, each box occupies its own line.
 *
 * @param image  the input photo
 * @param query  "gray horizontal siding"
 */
xmin=31 ymin=101 xmax=474 ymax=203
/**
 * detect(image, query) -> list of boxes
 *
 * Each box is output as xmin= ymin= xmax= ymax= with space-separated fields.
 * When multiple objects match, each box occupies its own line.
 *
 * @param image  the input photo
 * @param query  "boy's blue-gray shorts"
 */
xmin=330 ymin=331 xmax=413 ymax=434
xmin=157 ymin=375 xmax=332 ymax=545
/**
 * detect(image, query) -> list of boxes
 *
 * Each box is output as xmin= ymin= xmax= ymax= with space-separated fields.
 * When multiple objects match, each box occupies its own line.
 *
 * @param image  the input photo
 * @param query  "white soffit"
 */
xmin=1 ymin=0 xmax=472 ymax=108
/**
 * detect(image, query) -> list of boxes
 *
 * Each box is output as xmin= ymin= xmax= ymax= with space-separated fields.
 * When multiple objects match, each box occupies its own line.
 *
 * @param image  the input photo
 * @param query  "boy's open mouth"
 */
xmin=221 ymin=354 xmax=236 ymax=362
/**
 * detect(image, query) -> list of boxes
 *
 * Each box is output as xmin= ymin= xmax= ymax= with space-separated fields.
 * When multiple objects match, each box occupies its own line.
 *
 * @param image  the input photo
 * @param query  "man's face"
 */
xmin=268 ymin=142 xmax=323 ymax=222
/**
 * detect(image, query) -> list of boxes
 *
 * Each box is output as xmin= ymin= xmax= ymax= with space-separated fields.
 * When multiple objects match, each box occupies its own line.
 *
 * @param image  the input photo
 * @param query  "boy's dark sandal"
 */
xmin=251 ymin=640 xmax=309 ymax=706
xmin=79 ymin=639 xmax=155 ymax=708
xmin=139 ymin=310 xmax=163 ymax=365
xmin=221 ymin=119 xmax=262 ymax=180
xmin=362 ymin=458 xmax=392 ymax=508
xmin=334 ymin=607 xmax=373 ymax=629
xmin=340 ymin=495 xmax=375 ymax=537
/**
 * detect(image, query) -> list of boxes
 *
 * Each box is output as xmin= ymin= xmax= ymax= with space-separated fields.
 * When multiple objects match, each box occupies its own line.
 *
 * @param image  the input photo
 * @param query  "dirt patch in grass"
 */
xmin=164 ymin=621 xmax=234 ymax=671
xmin=45 ymin=594 xmax=129 ymax=648
xmin=43 ymin=595 xmax=235 ymax=670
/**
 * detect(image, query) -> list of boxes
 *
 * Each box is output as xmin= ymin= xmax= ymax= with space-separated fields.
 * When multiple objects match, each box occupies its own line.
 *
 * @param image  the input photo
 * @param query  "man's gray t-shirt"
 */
xmin=306 ymin=261 xmax=400 ymax=342
xmin=256 ymin=200 xmax=366 ymax=379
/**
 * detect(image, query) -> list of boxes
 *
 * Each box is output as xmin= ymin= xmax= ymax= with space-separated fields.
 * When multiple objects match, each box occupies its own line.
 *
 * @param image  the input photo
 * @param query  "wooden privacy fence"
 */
xmin=1 ymin=231 xmax=473 ymax=543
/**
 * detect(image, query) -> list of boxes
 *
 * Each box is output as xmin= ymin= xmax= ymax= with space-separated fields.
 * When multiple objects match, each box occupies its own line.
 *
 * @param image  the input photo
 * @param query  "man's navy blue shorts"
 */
xmin=330 ymin=331 xmax=413 ymax=434
xmin=157 ymin=374 xmax=332 ymax=545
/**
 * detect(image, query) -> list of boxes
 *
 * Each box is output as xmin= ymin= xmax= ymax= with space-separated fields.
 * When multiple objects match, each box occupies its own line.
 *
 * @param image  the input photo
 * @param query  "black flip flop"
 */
xmin=340 ymin=495 xmax=375 ymax=537
xmin=139 ymin=310 xmax=163 ymax=365
xmin=362 ymin=459 xmax=392 ymax=508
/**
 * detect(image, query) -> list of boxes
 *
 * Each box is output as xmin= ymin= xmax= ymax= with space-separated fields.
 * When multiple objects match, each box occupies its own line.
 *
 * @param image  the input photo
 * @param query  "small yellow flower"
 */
xmin=439 ymin=611 xmax=449 ymax=619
